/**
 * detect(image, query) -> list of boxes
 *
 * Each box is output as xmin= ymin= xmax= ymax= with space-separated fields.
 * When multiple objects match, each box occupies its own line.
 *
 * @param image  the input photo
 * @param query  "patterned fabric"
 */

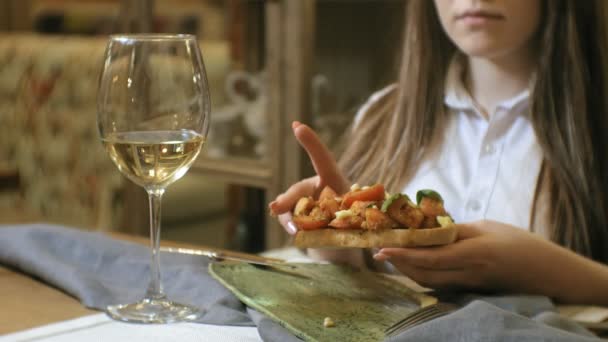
xmin=0 ymin=34 xmax=123 ymax=230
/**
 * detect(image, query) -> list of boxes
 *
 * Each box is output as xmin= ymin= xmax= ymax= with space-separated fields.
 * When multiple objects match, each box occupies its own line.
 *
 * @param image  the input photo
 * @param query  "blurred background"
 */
xmin=0 ymin=0 xmax=404 ymax=253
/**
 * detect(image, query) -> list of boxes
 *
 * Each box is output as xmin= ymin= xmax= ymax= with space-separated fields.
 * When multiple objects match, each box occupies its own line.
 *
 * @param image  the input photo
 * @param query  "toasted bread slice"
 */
xmin=294 ymin=225 xmax=457 ymax=248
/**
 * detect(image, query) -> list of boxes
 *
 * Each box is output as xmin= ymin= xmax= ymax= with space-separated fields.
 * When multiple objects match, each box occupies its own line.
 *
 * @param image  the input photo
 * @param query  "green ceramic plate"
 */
xmin=209 ymin=262 xmax=436 ymax=342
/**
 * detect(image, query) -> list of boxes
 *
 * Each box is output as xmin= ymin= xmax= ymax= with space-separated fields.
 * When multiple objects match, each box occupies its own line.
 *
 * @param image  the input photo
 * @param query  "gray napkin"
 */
xmin=390 ymin=298 xmax=599 ymax=341
xmin=0 ymin=224 xmax=252 ymax=326
xmin=0 ymin=224 xmax=600 ymax=341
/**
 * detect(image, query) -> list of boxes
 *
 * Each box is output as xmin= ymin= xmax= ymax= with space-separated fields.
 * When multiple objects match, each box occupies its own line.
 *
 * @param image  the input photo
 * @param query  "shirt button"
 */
xmin=484 ymin=143 xmax=496 ymax=155
xmin=467 ymin=199 xmax=481 ymax=212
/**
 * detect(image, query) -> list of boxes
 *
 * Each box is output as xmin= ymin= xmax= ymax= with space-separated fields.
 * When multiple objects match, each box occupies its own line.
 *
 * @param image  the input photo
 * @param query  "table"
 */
xmin=0 ymin=264 xmax=95 ymax=334
xmin=0 ymin=215 xmax=96 ymax=334
xmin=2 ymin=225 xmax=606 ymax=340
xmin=0 ymin=230 xmax=265 ymax=335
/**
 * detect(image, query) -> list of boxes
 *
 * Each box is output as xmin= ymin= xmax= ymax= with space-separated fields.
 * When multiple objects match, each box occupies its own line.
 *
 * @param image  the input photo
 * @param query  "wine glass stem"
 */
xmin=146 ymin=188 xmax=166 ymax=300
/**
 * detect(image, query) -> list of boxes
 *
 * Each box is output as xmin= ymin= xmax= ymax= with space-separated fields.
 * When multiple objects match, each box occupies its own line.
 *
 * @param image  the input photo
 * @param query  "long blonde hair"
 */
xmin=339 ymin=0 xmax=608 ymax=263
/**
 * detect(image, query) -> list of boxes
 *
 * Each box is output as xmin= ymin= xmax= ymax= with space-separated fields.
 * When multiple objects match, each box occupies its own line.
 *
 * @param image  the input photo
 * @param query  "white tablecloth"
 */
xmin=1 ymin=314 xmax=261 ymax=342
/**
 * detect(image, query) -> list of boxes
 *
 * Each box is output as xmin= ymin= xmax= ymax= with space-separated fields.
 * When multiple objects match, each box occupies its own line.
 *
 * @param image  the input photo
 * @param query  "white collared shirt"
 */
xmin=356 ymin=63 xmax=543 ymax=230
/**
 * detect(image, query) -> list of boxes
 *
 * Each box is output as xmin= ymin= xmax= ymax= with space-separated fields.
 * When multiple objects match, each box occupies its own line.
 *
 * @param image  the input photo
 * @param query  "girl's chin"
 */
xmin=455 ymin=43 xmax=511 ymax=60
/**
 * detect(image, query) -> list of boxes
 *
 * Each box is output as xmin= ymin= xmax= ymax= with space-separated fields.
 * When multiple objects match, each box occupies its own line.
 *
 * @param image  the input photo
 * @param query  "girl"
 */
xmin=269 ymin=0 xmax=608 ymax=305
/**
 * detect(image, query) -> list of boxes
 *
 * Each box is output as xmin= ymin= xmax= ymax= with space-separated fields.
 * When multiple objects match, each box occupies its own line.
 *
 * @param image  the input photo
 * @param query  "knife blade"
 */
xmin=160 ymin=246 xmax=296 ymax=269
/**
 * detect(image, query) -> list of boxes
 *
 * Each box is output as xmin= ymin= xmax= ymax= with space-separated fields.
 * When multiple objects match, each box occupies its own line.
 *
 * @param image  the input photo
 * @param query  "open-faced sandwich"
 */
xmin=290 ymin=184 xmax=457 ymax=248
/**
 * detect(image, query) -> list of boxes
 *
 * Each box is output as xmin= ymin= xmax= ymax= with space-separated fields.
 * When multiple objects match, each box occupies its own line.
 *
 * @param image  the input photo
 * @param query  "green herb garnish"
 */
xmin=416 ymin=189 xmax=444 ymax=205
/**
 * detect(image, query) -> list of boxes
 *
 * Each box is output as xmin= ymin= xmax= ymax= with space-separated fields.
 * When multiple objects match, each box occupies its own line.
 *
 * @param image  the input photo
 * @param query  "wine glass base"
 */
xmin=106 ymin=298 xmax=202 ymax=324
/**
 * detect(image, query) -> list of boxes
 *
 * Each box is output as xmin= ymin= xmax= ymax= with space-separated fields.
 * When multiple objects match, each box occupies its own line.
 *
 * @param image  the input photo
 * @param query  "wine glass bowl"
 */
xmin=102 ymin=130 xmax=204 ymax=191
xmin=97 ymin=34 xmax=210 ymax=323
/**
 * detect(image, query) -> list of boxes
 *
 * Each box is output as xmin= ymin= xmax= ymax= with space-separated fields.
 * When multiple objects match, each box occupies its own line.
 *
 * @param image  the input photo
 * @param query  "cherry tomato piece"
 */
xmin=341 ymin=184 xmax=385 ymax=209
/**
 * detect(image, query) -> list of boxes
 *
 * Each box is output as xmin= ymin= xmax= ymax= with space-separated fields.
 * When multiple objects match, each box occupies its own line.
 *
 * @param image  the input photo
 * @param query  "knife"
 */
xmin=160 ymin=246 xmax=296 ymax=269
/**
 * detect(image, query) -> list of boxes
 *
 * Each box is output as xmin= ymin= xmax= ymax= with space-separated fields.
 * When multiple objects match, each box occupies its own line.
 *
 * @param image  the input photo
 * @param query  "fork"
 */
xmin=384 ymin=302 xmax=458 ymax=338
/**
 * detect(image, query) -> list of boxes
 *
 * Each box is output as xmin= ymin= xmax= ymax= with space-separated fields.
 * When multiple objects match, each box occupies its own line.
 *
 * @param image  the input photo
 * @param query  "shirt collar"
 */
xmin=443 ymin=54 xmax=531 ymax=115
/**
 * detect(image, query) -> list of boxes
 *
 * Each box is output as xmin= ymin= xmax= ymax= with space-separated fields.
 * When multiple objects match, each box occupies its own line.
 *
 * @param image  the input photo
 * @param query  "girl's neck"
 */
xmin=465 ymin=47 xmax=536 ymax=118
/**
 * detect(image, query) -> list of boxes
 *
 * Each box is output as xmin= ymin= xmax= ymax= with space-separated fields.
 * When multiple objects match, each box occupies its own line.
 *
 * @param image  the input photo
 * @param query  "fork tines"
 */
xmin=384 ymin=303 xmax=456 ymax=337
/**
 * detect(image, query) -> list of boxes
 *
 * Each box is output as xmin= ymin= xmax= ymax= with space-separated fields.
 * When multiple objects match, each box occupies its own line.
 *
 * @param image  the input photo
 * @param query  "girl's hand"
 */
xmin=269 ymin=121 xmax=350 ymax=235
xmin=374 ymin=220 xmax=608 ymax=304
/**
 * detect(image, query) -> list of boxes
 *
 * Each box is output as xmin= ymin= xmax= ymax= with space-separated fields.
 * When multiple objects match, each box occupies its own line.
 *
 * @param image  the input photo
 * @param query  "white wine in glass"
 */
xmin=97 ymin=34 xmax=210 ymax=323
xmin=103 ymin=130 xmax=204 ymax=189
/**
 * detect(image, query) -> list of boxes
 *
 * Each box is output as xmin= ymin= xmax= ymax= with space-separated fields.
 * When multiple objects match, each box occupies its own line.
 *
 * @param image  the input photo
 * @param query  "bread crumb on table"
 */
xmin=323 ymin=317 xmax=335 ymax=328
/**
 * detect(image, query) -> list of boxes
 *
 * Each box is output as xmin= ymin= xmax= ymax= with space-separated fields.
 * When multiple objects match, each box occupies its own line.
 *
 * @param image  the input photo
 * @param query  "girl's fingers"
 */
xmin=269 ymin=176 xmax=318 ymax=215
xmin=375 ymin=245 xmax=466 ymax=270
xmin=278 ymin=212 xmax=298 ymax=235
xmin=269 ymin=121 xmax=349 ymax=231
xmin=387 ymin=260 xmax=476 ymax=289
xmin=292 ymin=122 xmax=349 ymax=194
xmin=375 ymin=230 xmax=486 ymax=270
xmin=454 ymin=223 xmax=484 ymax=240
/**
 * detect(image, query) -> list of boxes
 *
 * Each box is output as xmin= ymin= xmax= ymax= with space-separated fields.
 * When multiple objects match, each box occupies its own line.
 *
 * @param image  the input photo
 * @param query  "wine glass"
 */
xmin=97 ymin=34 xmax=210 ymax=323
